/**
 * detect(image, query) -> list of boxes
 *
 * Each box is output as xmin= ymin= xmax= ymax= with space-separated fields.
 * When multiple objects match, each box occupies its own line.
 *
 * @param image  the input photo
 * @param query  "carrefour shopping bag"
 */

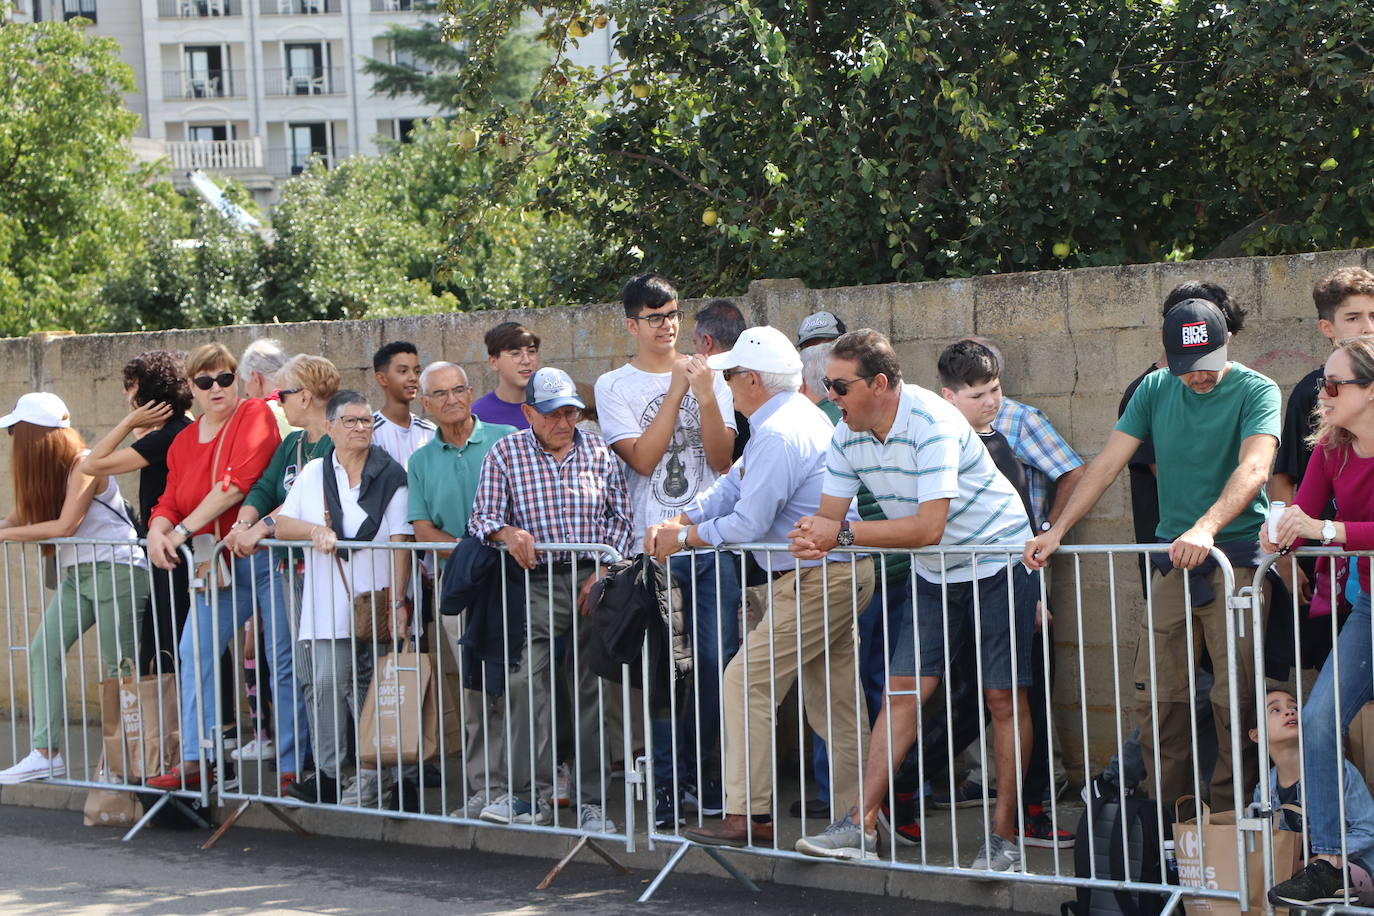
xmin=358 ymin=646 xmax=461 ymax=767
xmin=100 ymin=661 xmax=180 ymax=780
xmin=1173 ymin=797 xmax=1302 ymax=915
xmin=83 ymin=754 xmax=145 ymax=827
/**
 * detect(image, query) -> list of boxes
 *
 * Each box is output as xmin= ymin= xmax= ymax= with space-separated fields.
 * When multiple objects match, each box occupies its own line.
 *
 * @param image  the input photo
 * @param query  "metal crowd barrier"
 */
xmin=7 ymin=534 xmax=1365 ymax=913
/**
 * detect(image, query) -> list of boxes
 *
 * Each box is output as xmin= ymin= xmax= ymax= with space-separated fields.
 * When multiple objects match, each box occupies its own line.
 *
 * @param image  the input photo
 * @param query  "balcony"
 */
xmin=163 ymin=69 xmax=247 ymax=100
xmin=267 ymin=145 xmax=349 ymax=176
xmin=260 ymin=0 xmax=338 ymax=14
xmin=167 ymin=138 xmax=264 ymax=172
xmin=157 ymin=0 xmax=240 ymax=17
xmin=263 ymin=67 xmax=345 ymax=97
xmin=62 ymin=0 xmax=97 ymax=21
xmin=369 ymin=0 xmax=435 ymax=10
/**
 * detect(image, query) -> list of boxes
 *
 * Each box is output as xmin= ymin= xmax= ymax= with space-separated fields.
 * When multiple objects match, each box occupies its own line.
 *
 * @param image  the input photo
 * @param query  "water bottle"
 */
xmin=1267 ymin=501 xmax=1287 ymax=544
xmin=1164 ymin=839 xmax=1179 ymax=885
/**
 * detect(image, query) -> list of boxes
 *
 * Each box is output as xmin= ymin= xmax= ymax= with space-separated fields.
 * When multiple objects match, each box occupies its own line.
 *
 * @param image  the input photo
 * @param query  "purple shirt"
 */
xmin=472 ymin=391 xmax=530 ymax=430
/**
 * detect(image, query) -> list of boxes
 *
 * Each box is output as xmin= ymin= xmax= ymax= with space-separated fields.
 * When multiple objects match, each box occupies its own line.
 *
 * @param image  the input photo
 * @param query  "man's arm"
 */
xmin=1046 ymin=464 xmax=1086 ymax=525
xmin=412 ymin=519 xmax=458 ymax=559
xmin=687 ymin=357 xmax=735 ymax=473
xmin=1024 ymin=429 xmax=1141 ymax=568
xmin=1268 ymin=472 xmax=1296 ymax=506
xmin=1169 ymin=432 xmax=1279 ymax=569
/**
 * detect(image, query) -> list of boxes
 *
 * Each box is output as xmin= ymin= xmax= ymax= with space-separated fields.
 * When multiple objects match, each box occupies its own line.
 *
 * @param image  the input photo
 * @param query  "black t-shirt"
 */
xmin=1120 ymin=366 xmax=1161 ymax=544
xmin=130 ymin=414 xmax=194 ymax=526
xmin=1274 ymin=367 xmax=1322 ymax=484
xmin=731 ymin=410 xmax=751 ymax=462
xmin=980 ymin=429 xmax=1034 ymax=527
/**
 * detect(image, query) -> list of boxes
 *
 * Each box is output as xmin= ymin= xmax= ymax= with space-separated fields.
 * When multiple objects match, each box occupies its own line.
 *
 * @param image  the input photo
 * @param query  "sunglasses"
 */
xmin=822 ymin=374 xmax=875 ymax=396
xmin=629 ymin=309 xmax=684 ymax=328
xmin=192 ymin=372 xmax=236 ymax=391
xmin=722 ymin=367 xmax=752 ymax=382
xmin=278 ymin=387 xmax=303 ymax=397
xmin=1318 ymin=376 xmax=1374 ymax=398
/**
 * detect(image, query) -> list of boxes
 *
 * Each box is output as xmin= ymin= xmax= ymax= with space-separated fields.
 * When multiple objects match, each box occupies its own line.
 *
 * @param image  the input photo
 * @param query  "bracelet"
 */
xmin=174 ymin=522 xmax=192 ymax=539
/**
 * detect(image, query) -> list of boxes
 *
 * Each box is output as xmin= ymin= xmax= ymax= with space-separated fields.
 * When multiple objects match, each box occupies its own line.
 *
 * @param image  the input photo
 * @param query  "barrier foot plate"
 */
xmin=200 ymin=799 xmax=310 ymax=850
xmin=536 ymin=836 xmax=632 ymax=890
xmin=637 ymin=841 xmax=760 ymax=903
xmin=1158 ymin=889 xmax=1185 ymax=916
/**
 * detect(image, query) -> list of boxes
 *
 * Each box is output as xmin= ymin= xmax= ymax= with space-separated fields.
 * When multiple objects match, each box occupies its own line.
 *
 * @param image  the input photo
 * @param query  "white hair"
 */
xmin=754 ymin=369 xmax=802 ymax=394
xmin=800 ymin=341 xmax=834 ymax=397
xmin=240 ymin=338 xmax=289 ymax=382
xmin=419 ymin=360 xmax=465 ymax=395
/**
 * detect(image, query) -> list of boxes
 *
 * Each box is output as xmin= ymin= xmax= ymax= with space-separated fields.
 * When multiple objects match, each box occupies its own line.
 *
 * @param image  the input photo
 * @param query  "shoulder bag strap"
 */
xmin=207 ymin=401 xmax=241 ymax=543
xmin=323 ymin=491 xmax=353 ymax=603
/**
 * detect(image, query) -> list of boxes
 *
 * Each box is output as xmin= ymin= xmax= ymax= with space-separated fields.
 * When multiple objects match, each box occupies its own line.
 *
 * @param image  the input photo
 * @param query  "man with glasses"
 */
xmin=1025 ymin=297 xmax=1280 ymax=819
xmin=406 ymin=361 xmax=517 ymax=818
xmin=595 ymin=272 xmax=740 ymax=826
xmin=468 ymin=367 xmax=634 ymax=832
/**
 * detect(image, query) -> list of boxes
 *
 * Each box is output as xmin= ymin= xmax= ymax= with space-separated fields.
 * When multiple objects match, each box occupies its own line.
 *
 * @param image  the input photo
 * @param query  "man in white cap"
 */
xmin=467 ymin=366 xmax=634 ymax=833
xmin=645 ymin=326 xmax=874 ymax=848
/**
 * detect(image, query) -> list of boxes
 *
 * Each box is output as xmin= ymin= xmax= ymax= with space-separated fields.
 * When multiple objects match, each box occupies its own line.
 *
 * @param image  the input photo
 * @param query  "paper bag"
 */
xmin=1174 ymin=797 xmax=1304 ymax=915
xmin=101 ymin=663 xmax=180 ymax=780
xmin=1344 ymin=702 xmax=1374 ymax=801
xmin=358 ymin=648 xmax=463 ymax=767
xmin=83 ymin=756 xmax=145 ymax=827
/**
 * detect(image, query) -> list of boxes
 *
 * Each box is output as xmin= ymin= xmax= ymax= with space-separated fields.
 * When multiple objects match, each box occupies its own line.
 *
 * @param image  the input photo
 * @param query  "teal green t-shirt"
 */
xmin=406 ymin=416 xmax=517 ymax=567
xmin=244 ymin=429 xmax=333 ymax=561
xmin=1115 ymin=363 xmax=1280 ymax=542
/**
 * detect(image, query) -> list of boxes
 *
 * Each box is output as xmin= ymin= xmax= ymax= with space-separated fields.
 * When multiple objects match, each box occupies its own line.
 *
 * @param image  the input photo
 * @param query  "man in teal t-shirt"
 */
xmin=1025 ymin=297 xmax=1279 ymax=816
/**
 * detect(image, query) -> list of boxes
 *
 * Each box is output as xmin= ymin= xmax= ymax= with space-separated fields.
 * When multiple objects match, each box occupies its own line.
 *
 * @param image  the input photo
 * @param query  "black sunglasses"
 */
xmin=822 ymin=374 xmax=875 ymax=396
xmin=1318 ymin=376 xmax=1374 ymax=398
xmin=192 ymin=371 xmax=236 ymax=391
xmin=278 ymin=387 xmax=303 ymax=397
xmin=722 ymin=367 xmax=753 ymax=382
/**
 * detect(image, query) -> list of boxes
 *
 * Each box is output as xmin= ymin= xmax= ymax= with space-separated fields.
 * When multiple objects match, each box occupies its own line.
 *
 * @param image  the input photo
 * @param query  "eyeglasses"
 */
xmin=1319 ymin=376 xmax=1374 ymax=397
xmin=334 ymin=415 xmax=376 ymax=430
xmin=540 ymin=408 xmax=583 ymax=426
xmin=192 ymin=372 xmax=236 ymax=391
xmin=722 ymin=367 xmax=752 ymax=382
xmin=277 ymin=387 xmax=303 ymax=397
xmin=630 ymin=309 xmax=684 ymax=328
xmin=424 ymin=385 xmax=471 ymax=401
xmin=822 ymin=374 xmax=875 ymax=396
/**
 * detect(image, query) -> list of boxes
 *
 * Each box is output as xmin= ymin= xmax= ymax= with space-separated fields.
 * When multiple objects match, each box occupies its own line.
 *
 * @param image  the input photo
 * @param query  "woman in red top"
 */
xmin=143 ymin=343 xmax=281 ymax=791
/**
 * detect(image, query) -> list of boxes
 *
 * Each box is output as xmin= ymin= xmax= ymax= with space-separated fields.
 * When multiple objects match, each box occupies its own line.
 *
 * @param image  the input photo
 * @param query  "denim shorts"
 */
xmin=888 ymin=562 xmax=1039 ymax=689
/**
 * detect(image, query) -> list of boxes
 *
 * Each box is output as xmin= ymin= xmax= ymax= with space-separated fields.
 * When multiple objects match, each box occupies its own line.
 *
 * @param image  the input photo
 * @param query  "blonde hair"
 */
xmin=1310 ymin=335 xmax=1374 ymax=457
xmin=280 ymin=354 xmax=340 ymax=402
xmin=185 ymin=343 xmax=237 ymax=379
xmin=11 ymin=422 xmax=87 ymax=527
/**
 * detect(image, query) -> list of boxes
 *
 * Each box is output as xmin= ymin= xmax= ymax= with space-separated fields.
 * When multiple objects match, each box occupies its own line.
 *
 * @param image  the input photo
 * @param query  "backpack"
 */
xmin=1062 ymin=791 xmax=1166 ymax=916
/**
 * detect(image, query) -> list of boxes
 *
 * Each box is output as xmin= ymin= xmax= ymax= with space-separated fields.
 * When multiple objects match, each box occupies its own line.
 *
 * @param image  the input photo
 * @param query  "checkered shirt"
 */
xmin=992 ymin=397 xmax=1083 ymax=526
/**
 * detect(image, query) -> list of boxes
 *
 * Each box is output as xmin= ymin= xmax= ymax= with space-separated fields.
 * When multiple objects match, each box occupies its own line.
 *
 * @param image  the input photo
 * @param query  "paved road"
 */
xmin=0 ymin=804 xmax=1011 ymax=915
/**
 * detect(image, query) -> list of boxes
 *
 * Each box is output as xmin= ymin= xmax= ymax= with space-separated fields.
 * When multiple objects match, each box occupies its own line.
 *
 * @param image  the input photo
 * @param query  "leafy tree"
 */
xmin=437 ymin=1 xmax=1374 ymax=293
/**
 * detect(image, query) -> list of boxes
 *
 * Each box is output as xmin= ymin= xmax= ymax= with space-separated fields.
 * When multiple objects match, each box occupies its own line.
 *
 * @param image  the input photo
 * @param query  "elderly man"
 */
xmin=467 ymin=367 xmax=634 ymax=832
xmin=646 ymin=326 xmax=874 ymax=848
xmin=406 ymin=361 xmax=517 ymax=818
xmin=242 ymin=337 xmax=292 ymax=436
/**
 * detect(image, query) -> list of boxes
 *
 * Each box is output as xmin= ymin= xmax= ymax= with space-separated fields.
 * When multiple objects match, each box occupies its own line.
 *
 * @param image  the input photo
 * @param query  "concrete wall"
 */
xmin=3 ymin=246 xmax=1368 ymax=774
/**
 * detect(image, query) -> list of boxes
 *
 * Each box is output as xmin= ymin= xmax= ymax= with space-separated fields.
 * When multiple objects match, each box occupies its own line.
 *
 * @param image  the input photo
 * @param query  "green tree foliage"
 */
xmin=439 ymin=0 xmax=1374 ymax=294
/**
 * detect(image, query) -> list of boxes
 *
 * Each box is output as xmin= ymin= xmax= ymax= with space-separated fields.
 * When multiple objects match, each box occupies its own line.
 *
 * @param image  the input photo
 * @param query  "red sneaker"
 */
xmin=1020 ymin=804 xmax=1074 ymax=848
xmin=144 ymin=765 xmax=214 ymax=791
xmin=278 ymin=772 xmax=297 ymax=794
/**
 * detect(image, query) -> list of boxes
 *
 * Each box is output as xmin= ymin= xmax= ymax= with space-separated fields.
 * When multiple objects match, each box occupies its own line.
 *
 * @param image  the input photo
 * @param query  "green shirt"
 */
xmin=814 ymin=396 xmax=910 ymax=588
xmin=1116 ymin=362 xmax=1280 ymax=542
xmin=244 ymin=429 xmax=333 ymax=561
xmin=407 ymin=416 xmax=517 ymax=567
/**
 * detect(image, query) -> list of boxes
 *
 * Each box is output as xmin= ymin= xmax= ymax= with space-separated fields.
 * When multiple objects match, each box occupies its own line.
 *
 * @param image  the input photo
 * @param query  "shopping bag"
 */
xmin=1173 ymin=796 xmax=1304 ymax=915
xmin=101 ymin=661 xmax=180 ymax=780
xmin=358 ymin=646 xmax=462 ymax=767
xmin=1344 ymin=702 xmax=1374 ymax=800
xmin=83 ymin=755 xmax=145 ymax=827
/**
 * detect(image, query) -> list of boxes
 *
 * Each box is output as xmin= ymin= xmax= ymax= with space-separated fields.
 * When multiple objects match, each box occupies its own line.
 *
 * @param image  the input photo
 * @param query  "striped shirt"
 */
xmin=823 ymin=383 xmax=1032 ymax=583
xmin=371 ymin=411 xmax=436 ymax=469
xmin=467 ymin=427 xmax=635 ymax=562
xmin=992 ymin=397 xmax=1083 ymax=527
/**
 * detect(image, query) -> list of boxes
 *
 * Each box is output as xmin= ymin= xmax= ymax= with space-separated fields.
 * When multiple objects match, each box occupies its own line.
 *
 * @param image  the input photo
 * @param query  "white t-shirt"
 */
xmin=60 ymin=472 xmax=146 ymax=570
xmin=370 ymin=411 xmax=435 ymax=469
xmin=279 ymin=454 xmax=414 ymax=641
xmin=595 ymin=363 xmax=736 ymax=540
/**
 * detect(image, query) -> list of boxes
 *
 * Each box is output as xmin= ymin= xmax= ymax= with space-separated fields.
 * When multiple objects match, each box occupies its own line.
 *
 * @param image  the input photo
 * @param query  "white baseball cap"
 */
xmin=524 ymin=367 xmax=585 ymax=413
xmin=706 ymin=326 xmax=803 ymax=374
xmin=0 ymin=392 xmax=71 ymax=429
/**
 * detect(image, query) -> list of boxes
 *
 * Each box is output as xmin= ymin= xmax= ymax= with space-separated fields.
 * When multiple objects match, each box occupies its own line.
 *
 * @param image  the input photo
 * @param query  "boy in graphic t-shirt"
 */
xmin=594 ymin=272 xmax=739 ymax=826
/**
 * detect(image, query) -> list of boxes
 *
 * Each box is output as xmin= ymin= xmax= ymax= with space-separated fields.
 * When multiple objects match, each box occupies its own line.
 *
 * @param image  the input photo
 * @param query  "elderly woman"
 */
xmin=274 ymin=390 xmax=412 ymax=807
xmin=0 ymin=393 xmax=149 ymax=784
xmin=143 ymin=343 xmax=281 ymax=791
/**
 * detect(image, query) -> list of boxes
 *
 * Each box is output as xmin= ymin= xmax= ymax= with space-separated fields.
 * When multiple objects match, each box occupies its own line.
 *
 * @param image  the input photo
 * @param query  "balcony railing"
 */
xmin=369 ymin=0 xmax=436 ymax=10
xmin=163 ymin=69 xmax=247 ymax=100
xmin=260 ymin=0 xmax=338 ymax=14
xmin=157 ymin=0 xmax=240 ymax=17
xmin=167 ymin=138 xmax=264 ymax=172
xmin=62 ymin=0 xmax=97 ymax=21
xmin=262 ymin=67 xmax=345 ymax=97
xmin=267 ymin=145 xmax=349 ymax=176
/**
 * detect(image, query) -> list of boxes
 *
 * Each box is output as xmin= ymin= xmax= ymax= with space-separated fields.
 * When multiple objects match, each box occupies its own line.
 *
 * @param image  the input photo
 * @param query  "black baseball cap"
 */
xmin=1163 ymin=298 xmax=1228 ymax=375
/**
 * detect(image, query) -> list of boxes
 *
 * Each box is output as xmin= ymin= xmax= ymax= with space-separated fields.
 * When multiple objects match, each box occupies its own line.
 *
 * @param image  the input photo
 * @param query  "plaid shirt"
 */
xmin=468 ymin=427 xmax=635 ymax=561
xmin=993 ymin=397 xmax=1083 ymax=527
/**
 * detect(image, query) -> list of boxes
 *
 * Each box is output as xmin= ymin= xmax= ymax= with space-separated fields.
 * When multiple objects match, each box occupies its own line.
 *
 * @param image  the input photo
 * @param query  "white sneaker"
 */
xmin=449 ymin=791 xmax=491 ymax=819
xmin=578 ymin=803 xmax=615 ymax=832
xmin=0 ymin=749 xmax=65 ymax=784
xmin=970 ymin=833 xmax=1022 ymax=873
xmin=480 ymin=792 xmax=552 ymax=825
xmin=340 ymin=770 xmax=393 ymax=807
xmin=551 ymin=762 xmax=572 ymax=808
xmin=230 ymin=736 xmax=274 ymax=761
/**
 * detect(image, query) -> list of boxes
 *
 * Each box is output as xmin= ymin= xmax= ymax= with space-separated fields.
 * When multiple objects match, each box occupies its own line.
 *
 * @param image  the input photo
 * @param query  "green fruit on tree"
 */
xmin=593 ymin=14 xmax=608 ymax=29
xmin=630 ymin=83 xmax=650 ymax=99
xmin=1052 ymin=241 xmax=1071 ymax=257
xmin=456 ymin=128 xmax=479 ymax=151
xmin=568 ymin=19 xmax=590 ymax=38
xmin=702 ymin=208 xmax=719 ymax=227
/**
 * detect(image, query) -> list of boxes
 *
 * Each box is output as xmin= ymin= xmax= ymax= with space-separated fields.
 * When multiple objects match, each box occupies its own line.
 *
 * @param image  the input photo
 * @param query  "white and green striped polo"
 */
xmin=824 ymin=383 xmax=1032 ymax=583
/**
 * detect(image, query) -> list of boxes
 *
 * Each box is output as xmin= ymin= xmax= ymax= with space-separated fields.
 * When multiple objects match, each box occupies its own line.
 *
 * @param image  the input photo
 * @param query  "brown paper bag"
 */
xmin=1174 ymin=797 xmax=1304 ymax=915
xmin=1343 ymin=701 xmax=1374 ymax=801
xmin=101 ymin=663 xmax=180 ymax=780
xmin=358 ymin=647 xmax=462 ymax=767
xmin=83 ymin=755 xmax=145 ymax=828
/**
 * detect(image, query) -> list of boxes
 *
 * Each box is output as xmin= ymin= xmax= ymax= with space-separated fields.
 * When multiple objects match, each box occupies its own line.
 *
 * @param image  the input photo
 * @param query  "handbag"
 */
xmin=324 ymin=503 xmax=391 ymax=642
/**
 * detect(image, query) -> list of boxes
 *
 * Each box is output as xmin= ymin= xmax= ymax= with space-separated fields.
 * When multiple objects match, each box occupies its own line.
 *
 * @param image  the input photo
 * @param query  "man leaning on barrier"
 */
xmin=789 ymin=328 xmax=1038 ymax=873
xmin=1025 ymin=297 xmax=1280 ymax=817
xmin=466 ymin=367 xmax=635 ymax=833
xmin=645 ymin=326 xmax=874 ymax=849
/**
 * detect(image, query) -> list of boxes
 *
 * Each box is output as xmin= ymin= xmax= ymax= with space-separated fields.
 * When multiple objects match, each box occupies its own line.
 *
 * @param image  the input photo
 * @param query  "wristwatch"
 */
xmin=1321 ymin=519 xmax=1337 ymax=545
xmin=262 ymin=515 xmax=277 ymax=532
xmin=174 ymin=522 xmax=192 ymax=539
xmin=676 ymin=526 xmax=690 ymax=550
xmin=837 ymin=519 xmax=855 ymax=547
xmin=1040 ymin=520 xmax=1053 ymax=533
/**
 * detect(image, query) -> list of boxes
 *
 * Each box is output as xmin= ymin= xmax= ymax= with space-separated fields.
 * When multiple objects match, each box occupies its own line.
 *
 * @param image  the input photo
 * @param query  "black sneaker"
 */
xmin=1020 ymin=805 xmax=1074 ymax=849
xmin=877 ymin=793 xmax=922 ymax=847
xmin=1268 ymin=859 xmax=1353 ymax=907
xmin=286 ymin=773 xmax=339 ymax=804
xmin=655 ymin=785 xmax=684 ymax=828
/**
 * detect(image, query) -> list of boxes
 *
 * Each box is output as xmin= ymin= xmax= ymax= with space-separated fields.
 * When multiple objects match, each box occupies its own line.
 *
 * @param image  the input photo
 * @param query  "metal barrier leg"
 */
xmin=120 ymin=791 xmax=210 ymax=842
xmin=200 ymin=798 xmax=310 ymax=850
xmin=535 ymin=835 xmax=632 ymax=890
xmin=1159 ymin=889 xmax=1186 ymax=916
xmin=638 ymin=841 xmax=761 ymax=902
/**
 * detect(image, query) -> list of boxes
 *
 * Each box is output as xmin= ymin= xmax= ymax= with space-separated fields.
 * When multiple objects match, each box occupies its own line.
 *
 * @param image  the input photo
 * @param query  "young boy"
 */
xmin=1260 ymin=689 xmax=1374 ymax=907
xmin=472 ymin=321 xmax=540 ymax=430
xmin=371 ymin=340 xmax=435 ymax=466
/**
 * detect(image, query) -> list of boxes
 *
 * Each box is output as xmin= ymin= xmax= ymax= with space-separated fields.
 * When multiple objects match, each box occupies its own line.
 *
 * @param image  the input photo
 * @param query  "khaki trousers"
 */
xmin=723 ymin=559 xmax=874 ymax=819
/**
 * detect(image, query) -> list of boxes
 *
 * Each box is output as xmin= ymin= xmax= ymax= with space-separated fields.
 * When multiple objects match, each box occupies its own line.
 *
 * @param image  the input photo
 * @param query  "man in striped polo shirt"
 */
xmin=790 ymin=328 xmax=1039 ymax=873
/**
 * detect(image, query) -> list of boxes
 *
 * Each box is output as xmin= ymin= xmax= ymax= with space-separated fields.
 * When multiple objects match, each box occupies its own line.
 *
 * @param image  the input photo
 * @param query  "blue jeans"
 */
xmin=1304 ymin=587 xmax=1373 ymax=855
xmin=178 ymin=552 xmax=310 ymax=769
xmin=652 ymin=551 xmax=742 ymax=788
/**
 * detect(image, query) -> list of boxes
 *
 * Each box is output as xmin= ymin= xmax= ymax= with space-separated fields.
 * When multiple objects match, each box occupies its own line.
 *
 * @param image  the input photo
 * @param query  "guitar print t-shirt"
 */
xmin=595 ymin=363 xmax=736 ymax=541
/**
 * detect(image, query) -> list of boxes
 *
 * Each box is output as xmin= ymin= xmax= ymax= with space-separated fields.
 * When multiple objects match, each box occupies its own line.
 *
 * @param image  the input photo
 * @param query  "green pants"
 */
xmin=30 ymin=561 xmax=149 ymax=751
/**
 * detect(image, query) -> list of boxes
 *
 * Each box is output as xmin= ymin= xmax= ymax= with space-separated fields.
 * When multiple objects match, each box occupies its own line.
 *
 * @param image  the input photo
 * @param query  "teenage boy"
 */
xmin=595 ymin=272 xmax=739 ymax=825
xmin=370 ymin=341 xmax=435 ymax=466
xmin=472 ymin=321 xmax=540 ymax=430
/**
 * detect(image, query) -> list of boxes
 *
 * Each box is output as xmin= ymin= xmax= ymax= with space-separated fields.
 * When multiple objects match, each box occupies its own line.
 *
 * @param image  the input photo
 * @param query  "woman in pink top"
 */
xmin=1263 ymin=335 xmax=1374 ymax=906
